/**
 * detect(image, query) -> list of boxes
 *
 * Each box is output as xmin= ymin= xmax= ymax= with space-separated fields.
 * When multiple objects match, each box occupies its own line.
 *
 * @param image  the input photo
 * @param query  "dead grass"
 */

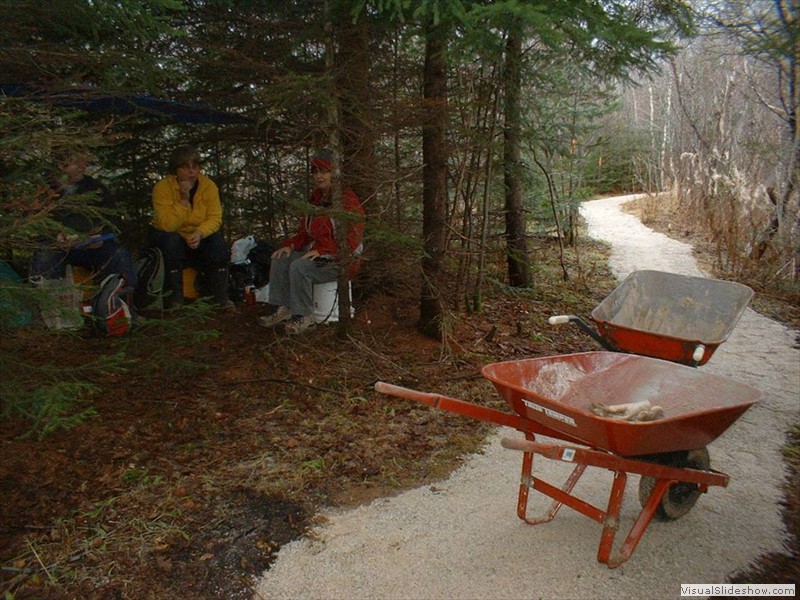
xmin=623 ymin=193 xmax=800 ymax=593
xmin=626 ymin=192 xmax=800 ymax=331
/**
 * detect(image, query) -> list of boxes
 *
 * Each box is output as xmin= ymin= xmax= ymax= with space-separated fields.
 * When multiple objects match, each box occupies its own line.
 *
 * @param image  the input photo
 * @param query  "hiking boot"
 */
xmin=284 ymin=314 xmax=315 ymax=335
xmin=259 ymin=305 xmax=292 ymax=328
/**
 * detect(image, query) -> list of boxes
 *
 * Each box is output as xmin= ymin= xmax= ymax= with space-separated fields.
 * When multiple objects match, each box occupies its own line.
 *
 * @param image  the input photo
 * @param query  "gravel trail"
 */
xmin=254 ymin=194 xmax=799 ymax=600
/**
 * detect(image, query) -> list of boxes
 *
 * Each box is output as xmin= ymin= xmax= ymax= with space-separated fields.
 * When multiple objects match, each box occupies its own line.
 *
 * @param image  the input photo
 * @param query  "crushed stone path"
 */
xmin=254 ymin=194 xmax=799 ymax=600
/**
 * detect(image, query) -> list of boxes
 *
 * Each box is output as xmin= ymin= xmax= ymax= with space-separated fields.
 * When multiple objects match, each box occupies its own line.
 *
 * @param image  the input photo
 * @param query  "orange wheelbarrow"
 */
xmin=549 ymin=270 xmax=753 ymax=366
xmin=375 ymin=351 xmax=761 ymax=568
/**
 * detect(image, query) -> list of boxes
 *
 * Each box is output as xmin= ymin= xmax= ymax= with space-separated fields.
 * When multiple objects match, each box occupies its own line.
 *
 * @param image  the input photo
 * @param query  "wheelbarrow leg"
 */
xmin=597 ymin=471 xmax=627 ymax=565
xmin=517 ymin=434 xmax=588 ymax=525
xmin=503 ymin=437 xmax=729 ymax=568
xmin=605 ymin=478 xmax=673 ymax=568
xmin=516 ymin=441 xmax=535 ymax=521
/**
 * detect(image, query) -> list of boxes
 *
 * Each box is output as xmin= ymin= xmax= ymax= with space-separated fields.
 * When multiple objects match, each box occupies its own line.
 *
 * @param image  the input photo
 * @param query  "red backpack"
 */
xmin=85 ymin=273 xmax=131 ymax=336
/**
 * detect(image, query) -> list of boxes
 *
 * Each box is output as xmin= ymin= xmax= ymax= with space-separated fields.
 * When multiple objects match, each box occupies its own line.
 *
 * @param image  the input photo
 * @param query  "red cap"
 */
xmin=311 ymin=150 xmax=334 ymax=171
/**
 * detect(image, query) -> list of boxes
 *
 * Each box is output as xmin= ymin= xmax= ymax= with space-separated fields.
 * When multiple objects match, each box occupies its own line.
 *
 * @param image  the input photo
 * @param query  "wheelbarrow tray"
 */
xmin=481 ymin=351 xmax=761 ymax=457
xmin=590 ymin=270 xmax=753 ymax=365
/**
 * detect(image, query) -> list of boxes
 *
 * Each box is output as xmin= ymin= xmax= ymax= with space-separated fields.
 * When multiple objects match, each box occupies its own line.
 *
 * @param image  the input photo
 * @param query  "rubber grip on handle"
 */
xmin=692 ymin=345 xmax=706 ymax=363
xmin=548 ymin=315 xmax=571 ymax=325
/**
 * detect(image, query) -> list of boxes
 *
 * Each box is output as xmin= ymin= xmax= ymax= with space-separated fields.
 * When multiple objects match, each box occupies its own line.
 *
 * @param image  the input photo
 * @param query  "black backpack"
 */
xmin=248 ymin=241 xmax=273 ymax=288
xmin=228 ymin=240 xmax=273 ymax=302
xmin=88 ymin=273 xmax=131 ymax=336
xmin=133 ymin=247 xmax=165 ymax=311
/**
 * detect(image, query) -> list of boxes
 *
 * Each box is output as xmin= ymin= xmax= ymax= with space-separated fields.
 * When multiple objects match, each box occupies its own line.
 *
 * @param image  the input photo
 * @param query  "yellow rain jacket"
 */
xmin=151 ymin=172 xmax=222 ymax=240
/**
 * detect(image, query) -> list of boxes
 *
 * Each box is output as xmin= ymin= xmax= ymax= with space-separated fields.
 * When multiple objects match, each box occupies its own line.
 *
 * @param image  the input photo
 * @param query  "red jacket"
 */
xmin=284 ymin=187 xmax=365 ymax=273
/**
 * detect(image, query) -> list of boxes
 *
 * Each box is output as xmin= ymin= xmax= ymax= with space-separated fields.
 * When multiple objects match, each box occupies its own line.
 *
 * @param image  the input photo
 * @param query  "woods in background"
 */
xmin=1 ymin=0 xmax=796 ymax=339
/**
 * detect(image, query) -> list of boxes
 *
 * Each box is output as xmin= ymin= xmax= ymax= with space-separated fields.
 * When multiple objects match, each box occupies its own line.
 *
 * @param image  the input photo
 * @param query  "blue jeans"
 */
xmin=268 ymin=250 xmax=338 ymax=316
xmin=30 ymin=239 xmax=138 ymax=289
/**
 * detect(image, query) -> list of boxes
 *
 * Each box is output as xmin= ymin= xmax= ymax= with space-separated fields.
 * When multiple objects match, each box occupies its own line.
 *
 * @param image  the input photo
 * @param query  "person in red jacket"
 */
xmin=260 ymin=150 xmax=364 ymax=334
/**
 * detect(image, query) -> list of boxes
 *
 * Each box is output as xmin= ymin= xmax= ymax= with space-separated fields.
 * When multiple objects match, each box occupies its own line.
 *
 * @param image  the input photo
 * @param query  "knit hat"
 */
xmin=311 ymin=149 xmax=334 ymax=171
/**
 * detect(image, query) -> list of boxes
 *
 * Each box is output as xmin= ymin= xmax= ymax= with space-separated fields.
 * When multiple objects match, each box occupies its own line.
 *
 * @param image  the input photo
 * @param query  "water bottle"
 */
xmin=244 ymin=285 xmax=256 ymax=307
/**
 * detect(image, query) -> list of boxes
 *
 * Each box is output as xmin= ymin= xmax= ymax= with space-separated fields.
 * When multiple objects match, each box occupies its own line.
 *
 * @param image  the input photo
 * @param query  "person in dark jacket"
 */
xmin=30 ymin=149 xmax=138 ymax=290
xmin=259 ymin=149 xmax=364 ymax=334
xmin=149 ymin=145 xmax=233 ymax=310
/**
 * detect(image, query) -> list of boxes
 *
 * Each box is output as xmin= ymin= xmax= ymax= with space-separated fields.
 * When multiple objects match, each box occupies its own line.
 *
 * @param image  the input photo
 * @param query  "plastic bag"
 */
xmin=34 ymin=266 xmax=84 ymax=330
xmin=231 ymin=235 xmax=257 ymax=264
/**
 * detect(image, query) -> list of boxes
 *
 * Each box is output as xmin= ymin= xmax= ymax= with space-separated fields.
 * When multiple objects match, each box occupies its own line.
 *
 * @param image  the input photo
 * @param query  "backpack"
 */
xmin=133 ymin=247 xmax=164 ymax=311
xmin=88 ymin=273 xmax=131 ymax=336
xmin=228 ymin=239 xmax=273 ymax=302
xmin=228 ymin=261 xmax=254 ymax=302
xmin=248 ymin=241 xmax=273 ymax=288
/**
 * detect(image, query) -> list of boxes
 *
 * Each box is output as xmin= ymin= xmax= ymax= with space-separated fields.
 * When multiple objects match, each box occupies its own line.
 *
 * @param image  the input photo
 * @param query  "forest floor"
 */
xmin=1 ymin=198 xmax=797 ymax=599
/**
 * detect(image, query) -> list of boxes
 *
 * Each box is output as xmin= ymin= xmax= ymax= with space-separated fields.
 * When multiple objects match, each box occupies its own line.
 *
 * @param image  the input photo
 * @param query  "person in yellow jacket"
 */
xmin=149 ymin=145 xmax=233 ymax=309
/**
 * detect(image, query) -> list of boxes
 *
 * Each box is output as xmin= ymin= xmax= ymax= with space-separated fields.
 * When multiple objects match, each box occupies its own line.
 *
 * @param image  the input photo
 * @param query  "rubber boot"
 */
xmin=208 ymin=266 xmax=235 ymax=310
xmin=165 ymin=268 xmax=184 ymax=309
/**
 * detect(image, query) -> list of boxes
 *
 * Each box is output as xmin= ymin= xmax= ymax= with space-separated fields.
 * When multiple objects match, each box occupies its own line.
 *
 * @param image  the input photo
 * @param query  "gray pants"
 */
xmin=268 ymin=249 xmax=338 ymax=316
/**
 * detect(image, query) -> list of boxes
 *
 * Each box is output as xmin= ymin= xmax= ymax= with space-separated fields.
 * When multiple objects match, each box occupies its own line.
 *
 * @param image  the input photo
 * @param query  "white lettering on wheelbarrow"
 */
xmin=521 ymin=399 xmax=577 ymax=427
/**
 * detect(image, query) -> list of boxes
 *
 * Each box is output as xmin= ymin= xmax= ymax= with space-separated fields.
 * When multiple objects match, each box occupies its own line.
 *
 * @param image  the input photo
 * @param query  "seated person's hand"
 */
xmin=272 ymin=246 xmax=292 ymax=259
xmin=186 ymin=230 xmax=204 ymax=249
xmin=301 ymin=249 xmax=320 ymax=261
xmin=56 ymin=232 xmax=80 ymax=247
xmin=178 ymin=179 xmax=194 ymax=206
xmin=85 ymin=228 xmax=105 ymax=249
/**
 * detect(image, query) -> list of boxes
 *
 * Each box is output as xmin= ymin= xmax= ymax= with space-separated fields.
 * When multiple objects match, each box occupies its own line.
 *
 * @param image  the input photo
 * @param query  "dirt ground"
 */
xmin=1 ymin=212 xmax=797 ymax=599
xmin=1 ymin=241 xmax=622 ymax=599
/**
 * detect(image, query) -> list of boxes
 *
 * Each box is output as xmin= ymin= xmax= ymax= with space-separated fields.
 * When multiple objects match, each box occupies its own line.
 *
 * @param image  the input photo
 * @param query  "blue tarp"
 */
xmin=1 ymin=84 xmax=254 ymax=125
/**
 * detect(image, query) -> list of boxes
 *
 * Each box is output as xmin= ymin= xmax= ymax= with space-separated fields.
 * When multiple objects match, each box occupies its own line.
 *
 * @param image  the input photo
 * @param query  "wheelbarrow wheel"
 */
xmin=638 ymin=448 xmax=711 ymax=521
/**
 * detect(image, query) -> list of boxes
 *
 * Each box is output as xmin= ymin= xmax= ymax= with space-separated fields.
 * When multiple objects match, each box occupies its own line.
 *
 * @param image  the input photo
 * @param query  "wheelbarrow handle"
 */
xmin=548 ymin=315 xmax=571 ymax=325
xmin=375 ymin=381 xmax=557 ymax=434
xmin=376 ymin=382 xmax=603 ymax=447
xmin=374 ymin=381 xmax=440 ymax=406
xmin=548 ymin=315 xmax=617 ymax=351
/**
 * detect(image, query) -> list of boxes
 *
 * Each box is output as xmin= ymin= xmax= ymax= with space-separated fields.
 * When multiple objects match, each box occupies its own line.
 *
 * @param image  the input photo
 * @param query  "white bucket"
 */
xmin=254 ymin=283 xmax=270 ymax=303
xmin=313 ymin=281 xmax=353 ymax=323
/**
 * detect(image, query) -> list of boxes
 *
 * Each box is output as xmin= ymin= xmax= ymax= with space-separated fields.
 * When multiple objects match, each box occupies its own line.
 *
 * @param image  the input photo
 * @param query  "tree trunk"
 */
xmin=419 ymin=18 xmax=448 ymax=339
xmin=339 ymin=17 xmax=377 ymax=211
xmin=502 ymin=19 xmax=532 ymax=288
xmin=323 ymin=3 xmax=353 ymax=335
xmin=337 ymin=12 xmax=376 ymax=333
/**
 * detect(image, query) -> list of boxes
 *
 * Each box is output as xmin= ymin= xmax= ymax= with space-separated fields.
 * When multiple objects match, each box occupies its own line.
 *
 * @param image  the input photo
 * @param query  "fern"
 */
xmin=2 ymin=381 xmax=99 ymax=440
